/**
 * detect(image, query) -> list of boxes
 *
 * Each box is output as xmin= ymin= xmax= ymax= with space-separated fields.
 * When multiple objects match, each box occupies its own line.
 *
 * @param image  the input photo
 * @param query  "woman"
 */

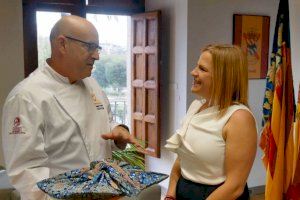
xmin=164 ymin=44 xmax=257 ymax=200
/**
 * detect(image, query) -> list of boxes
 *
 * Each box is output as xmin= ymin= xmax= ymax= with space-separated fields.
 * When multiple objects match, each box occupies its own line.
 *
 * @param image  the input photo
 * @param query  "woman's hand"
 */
xmin=166 ymin=157 xmax=181 ymax=199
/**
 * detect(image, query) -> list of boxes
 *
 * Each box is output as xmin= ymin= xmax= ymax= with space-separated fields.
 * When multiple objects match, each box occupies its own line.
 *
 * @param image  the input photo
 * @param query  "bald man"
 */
xmin=2 ymin=15 xmax=135 ymax=199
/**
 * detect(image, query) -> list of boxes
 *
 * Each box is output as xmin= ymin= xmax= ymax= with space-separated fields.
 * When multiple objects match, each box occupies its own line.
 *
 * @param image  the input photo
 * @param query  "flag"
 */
xmin=260 ymin=0 xmax=295 ymax=199
xmin=286 ymin=85 xmax=300 ymax=199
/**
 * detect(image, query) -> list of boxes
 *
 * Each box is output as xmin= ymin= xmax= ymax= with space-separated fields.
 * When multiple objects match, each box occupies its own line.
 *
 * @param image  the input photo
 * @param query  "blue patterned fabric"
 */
xmin=37 ymin=159 xmax=168 ymax=199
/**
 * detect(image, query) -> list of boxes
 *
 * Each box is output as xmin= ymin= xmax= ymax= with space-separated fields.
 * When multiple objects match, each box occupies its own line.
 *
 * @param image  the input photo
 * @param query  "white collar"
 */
xmin=44 ymin=59 xmax=71 ymax=84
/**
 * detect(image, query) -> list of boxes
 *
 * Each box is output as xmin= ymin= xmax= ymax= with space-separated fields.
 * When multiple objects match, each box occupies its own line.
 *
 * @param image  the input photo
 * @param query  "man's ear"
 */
xmin=56 ymin=35 xmax=67 ymax=54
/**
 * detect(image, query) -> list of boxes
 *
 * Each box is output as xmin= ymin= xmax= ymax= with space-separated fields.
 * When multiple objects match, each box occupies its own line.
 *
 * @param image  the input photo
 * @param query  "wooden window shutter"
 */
xmin=131 ymin=11 xmax=161 ymax=158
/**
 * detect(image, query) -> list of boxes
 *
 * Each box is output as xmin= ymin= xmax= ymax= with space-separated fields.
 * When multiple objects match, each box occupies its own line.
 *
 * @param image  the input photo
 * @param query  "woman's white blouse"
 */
xmin=165 ymin=100 xmax=251 ymax=185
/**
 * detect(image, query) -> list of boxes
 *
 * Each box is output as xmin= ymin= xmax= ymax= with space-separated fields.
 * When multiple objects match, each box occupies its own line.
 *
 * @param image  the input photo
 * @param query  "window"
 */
xmin=87 ymin=14 xmax=131 ymax=125
xmin=23 ymin=0 xmax=162 ymax=158
xmin=36 ymin=11 xmax=70 ymax=68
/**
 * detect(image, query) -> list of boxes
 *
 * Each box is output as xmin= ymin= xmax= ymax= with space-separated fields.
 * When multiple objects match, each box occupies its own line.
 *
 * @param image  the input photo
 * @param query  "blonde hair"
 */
xmin=202 ymin=44 xmax=249 ymax=116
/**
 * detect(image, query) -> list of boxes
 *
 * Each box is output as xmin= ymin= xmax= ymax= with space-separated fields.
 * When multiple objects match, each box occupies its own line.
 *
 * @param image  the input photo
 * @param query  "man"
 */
xmin=2 ymin=15 xmax=136 ymax=199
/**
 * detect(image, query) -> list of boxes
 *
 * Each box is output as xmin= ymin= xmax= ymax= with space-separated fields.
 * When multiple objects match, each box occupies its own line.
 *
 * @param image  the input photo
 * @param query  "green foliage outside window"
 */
xmin=93 ymin=54 xmax=126 ymax=91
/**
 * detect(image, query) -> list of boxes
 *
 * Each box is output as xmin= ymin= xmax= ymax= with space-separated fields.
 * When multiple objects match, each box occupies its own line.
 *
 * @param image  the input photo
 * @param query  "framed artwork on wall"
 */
xmin=233 ymin=14 xmax=270 ymax=79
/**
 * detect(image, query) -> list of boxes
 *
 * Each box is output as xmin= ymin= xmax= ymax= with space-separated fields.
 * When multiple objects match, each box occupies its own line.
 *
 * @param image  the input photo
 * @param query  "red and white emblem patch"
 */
xmin=9 ymin=117 xmax=25 ymax=134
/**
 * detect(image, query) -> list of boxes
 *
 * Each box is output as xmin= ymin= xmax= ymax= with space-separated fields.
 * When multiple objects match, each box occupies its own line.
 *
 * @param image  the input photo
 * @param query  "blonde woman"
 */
xmin=165 ymin=44 xmax=257 ymax=200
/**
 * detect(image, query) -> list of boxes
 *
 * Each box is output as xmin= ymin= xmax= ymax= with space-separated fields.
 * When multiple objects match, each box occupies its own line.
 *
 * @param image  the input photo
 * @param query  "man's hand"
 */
xmin=101 ymin=125 xmax=139 ymax=150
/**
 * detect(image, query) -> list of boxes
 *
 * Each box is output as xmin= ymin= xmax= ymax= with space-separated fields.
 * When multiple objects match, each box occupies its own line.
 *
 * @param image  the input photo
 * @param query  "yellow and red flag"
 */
xmin=286 ymin=85 xmax=300 ymax=199
xmin=260 ymin=0 xmax=296 ymax=199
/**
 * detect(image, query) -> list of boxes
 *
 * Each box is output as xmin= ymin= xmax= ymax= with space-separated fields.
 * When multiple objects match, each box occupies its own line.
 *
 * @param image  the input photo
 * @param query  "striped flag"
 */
xmin=260 ymin=0 xmax=296 ymax=199
xmin=286 ymin=85 xmax=300 ymax=199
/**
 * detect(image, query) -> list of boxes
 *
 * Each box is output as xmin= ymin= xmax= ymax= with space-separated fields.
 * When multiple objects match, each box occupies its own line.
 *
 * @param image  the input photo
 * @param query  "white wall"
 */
xmin=145 ymin=0 xmax=188 ymax=194
xmin=290 ymin=0 xmax=300 ymax=96
xmin=0 ymin=0 xmax=24 ymax=167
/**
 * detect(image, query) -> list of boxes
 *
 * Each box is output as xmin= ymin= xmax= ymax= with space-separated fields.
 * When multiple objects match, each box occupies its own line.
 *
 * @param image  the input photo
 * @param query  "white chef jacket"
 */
xmin=2 ymin=63 xmax=120 ymax=199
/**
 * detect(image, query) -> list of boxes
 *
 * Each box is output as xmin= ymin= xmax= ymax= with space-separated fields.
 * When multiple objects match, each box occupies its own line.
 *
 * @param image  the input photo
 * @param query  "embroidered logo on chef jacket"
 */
xmin=9 ymin=117 xmax=25 ymax=134
xmin=91 ymin=93 xmax=104 ymax=110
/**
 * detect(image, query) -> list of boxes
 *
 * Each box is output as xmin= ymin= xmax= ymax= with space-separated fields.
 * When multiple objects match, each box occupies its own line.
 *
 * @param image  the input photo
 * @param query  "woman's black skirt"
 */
xmin=176 ymin=176 xmax=249 ymax=200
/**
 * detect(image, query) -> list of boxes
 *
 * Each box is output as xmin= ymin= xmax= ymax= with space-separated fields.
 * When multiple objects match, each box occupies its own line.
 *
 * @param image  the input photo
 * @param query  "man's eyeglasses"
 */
xmin=64 ymin=36 xmax=102 ymax=53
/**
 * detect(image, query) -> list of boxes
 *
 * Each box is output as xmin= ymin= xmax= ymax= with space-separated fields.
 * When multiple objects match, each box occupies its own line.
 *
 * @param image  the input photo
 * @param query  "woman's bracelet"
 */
xmin=164 ymin=195 xmax=176 ymax=200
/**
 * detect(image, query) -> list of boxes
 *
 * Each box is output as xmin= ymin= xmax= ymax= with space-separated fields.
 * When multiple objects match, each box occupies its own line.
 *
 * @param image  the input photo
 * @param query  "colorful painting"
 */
xmin=233 ymin=14 xmax=270 ymax=79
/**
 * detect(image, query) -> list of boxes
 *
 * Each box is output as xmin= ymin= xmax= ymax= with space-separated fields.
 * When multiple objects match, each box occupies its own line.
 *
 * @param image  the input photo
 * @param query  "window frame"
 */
xmin=22 ymin=0 xmax=145 ymax=77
